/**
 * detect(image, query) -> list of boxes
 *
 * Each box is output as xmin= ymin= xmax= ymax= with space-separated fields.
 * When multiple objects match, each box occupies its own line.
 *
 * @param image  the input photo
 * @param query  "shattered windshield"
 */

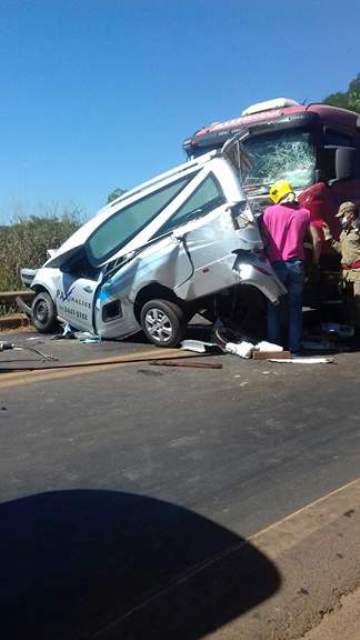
xmin=242 ymin=130 xmax=316 ymax=195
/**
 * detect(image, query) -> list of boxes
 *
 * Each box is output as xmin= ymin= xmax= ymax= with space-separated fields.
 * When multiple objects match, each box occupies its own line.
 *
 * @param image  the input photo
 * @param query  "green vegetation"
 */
xmin=107 ymin=187 xmax=127 ymax=204
xmin=323 ymin=73 xmax=360 ymax=114
xmin=0 ymin=210 xmax=82 ymax=292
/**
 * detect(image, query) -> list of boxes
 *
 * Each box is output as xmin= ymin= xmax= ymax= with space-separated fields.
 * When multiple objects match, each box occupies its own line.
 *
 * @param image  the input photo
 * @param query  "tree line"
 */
xmin=323 ymin=73 xmax=360 ymax=114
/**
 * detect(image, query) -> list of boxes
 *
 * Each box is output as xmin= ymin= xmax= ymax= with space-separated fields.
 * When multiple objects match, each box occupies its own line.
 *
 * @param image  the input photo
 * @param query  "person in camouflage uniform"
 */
xmin=326 ymin=201 xmax=360 ymax=330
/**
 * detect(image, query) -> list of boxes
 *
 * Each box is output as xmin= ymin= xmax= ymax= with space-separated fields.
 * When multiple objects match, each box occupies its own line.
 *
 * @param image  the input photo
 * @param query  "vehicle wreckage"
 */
xmin=19 ymin=138 xmax=286 ymax=347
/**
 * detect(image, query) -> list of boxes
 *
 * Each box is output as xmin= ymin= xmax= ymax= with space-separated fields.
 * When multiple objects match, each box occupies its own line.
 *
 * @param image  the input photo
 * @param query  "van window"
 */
xmin=87 ymin=173 xmax=196 ymax=263
xmin=153 ymin=173 xmax=225 ymax=237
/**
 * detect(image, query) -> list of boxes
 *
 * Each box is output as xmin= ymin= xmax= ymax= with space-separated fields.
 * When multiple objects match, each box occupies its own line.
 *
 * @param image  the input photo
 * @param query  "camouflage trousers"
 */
xmin=343 ymin=272 xmax=360 ymax=329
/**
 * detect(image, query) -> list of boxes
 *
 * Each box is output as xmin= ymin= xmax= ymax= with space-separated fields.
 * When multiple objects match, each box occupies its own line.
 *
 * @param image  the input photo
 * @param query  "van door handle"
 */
xmin=83 ymin=285 xmax=93 ymax=293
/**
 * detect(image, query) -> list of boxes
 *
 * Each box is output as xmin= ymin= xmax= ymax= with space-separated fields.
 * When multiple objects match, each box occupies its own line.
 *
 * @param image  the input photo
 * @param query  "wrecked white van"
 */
xmin=20 ymin=146 xmax=285 ymax=347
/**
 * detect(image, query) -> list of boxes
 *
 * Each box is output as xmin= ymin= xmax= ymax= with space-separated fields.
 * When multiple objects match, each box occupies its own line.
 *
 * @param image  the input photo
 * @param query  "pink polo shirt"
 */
xmin=262 ymin=203 xmax=311 ymax=263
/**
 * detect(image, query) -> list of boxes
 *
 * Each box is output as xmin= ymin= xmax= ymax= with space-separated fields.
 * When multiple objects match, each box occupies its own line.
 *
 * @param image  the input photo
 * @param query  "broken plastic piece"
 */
xmin=76 ymin=332 xmax=101 ymax=344
xmin=60 ymin=323 xmax=76 ymax=339
xmin=225 ymin=341 xmax=254 ymax=359
xmin=181 ymin=339 xmax=220 ymax=353
xmin=255 ymin=341 xmax=283 ymax=352
xmin=213 ymin=325 xmax=246 ymax=349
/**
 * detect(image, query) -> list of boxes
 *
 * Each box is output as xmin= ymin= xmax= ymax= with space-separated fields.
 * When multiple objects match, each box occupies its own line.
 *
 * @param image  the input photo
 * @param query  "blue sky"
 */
xmin=0 ymin=0 xmax=359 ymax=223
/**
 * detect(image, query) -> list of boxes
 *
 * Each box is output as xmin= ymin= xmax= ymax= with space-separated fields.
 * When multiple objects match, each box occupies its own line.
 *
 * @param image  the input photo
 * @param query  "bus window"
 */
xmin=319 ymin=148 xmax=337 ymax=181
xmin=323 ymin=129 xmax=353 ymax=147
xmin=242 ymin=130 xmax=316 ymax=195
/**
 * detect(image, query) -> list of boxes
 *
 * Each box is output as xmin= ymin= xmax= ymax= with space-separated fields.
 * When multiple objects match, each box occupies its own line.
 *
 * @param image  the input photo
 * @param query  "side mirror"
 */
xmin=335 ymin=147 xmax=360 ymax=181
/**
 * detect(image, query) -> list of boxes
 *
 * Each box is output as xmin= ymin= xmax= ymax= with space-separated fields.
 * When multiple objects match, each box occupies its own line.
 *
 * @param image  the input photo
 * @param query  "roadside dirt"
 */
xmin=0 ymin=313 xmax=30 ymax=332
xmin=301 ymin=586 xmax=360 ymax=639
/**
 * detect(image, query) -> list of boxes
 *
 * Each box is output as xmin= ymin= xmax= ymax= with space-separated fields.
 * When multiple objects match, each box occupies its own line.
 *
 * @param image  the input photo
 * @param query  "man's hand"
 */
xmin=322 ymin=222 xmax=333 ymax=242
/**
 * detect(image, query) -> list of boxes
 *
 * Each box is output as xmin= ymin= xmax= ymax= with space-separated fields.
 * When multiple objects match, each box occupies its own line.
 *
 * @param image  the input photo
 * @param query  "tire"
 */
xmin=31 ymin=291 xmax=58 ymax=333
xmin=140 ymin=299 xmax=186 ymax=347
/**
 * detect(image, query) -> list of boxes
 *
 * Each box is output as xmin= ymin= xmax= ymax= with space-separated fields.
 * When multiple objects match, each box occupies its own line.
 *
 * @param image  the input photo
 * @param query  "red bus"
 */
xmin=183 ymin=98 xmax=360 ymax=307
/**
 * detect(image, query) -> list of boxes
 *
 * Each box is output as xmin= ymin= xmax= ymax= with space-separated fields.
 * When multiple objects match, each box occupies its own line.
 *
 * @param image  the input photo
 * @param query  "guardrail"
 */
xmin=0 ymin=291 xmax=34 ymax=330
xmin=0 ymin=290 xmax=35 ymax=305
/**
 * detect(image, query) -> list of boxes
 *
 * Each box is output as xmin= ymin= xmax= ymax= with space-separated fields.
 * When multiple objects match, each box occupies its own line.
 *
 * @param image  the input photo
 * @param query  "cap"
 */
xmin=335 ymin=201 xmax=358 ymax=218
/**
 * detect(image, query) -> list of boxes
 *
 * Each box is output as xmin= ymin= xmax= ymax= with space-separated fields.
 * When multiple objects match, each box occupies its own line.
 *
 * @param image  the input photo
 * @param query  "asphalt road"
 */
xmin=1 ymin=328 xmax=360 ymax=639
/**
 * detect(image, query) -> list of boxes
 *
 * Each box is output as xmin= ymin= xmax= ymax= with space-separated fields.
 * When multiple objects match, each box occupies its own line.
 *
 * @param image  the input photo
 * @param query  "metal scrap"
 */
xmin=149 ymin=360 xmax=223 ymax=370
xmin=269 ymin=357 xmax=335 ymax=364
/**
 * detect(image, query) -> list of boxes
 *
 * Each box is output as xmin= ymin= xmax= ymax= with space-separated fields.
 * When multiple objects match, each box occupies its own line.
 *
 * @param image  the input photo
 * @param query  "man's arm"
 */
xmin=309 ymin=223 xmax=322 ymax=264
xmin=260 ymin=213 xmax=271 ymax=253
xmin=322 ymin=223 xmax=341 ymax=253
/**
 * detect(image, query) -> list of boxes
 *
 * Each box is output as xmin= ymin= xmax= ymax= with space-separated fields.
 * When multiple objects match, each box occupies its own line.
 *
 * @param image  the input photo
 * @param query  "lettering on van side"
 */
xmin=56 ymin=289 xmax=92 ymax=309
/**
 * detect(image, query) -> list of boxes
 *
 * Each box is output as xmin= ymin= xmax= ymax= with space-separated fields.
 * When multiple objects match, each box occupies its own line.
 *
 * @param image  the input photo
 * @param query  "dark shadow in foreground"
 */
xmin=0 ymin=490 xmax=281 ymax=639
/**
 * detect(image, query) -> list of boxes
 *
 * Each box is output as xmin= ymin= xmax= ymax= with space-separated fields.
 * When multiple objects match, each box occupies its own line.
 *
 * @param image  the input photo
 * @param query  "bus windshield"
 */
xmin=242 ymin=129 xmax=316 ymax=195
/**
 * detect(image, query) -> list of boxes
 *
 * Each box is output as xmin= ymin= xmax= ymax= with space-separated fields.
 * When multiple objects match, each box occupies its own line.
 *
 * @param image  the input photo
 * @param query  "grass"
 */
xmin=0 ymin=211 xmax=81 ymax=314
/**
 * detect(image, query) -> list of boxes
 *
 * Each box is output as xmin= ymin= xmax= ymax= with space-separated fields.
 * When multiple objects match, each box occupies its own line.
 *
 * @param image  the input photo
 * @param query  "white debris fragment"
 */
xmin=269 ymin=357 xmax=335 ymax=364
xmin=225 ymin=341 xmax=254 ymax=359
xmin=224 ymin=339 xmax=283 ymax=359
xmin=255 ymin=341 xmax=283 ymax=352
xmin=181 ymin=339 xmax=219 ymax=353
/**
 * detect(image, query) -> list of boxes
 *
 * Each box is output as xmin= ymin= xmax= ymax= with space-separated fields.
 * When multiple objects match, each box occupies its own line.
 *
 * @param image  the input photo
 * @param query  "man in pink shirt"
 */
xmin=262 ymin=180 xmax=321 ymax=353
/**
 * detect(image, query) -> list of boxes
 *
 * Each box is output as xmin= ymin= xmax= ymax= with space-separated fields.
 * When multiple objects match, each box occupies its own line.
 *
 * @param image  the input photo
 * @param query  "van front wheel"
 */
xmin=32 ymin=291 xmax=58 ymax=333
xmin=140 ymin=299 xmax=185 ymax=347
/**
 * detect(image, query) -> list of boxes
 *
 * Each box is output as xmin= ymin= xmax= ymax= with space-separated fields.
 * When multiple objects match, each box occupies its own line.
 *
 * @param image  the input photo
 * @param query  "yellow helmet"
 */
xmin=269 ymin=179 xmax=294 ymax=204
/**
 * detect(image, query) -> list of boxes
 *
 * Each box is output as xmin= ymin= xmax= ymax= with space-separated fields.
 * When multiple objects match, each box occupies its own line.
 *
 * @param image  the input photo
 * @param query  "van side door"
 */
xmin=55 ymin=249 xmax=101 ymax=333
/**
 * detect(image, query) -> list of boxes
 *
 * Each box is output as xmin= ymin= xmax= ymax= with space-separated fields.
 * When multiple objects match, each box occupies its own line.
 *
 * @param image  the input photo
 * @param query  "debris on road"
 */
xmin=224 ymin=340 xmax=254 ymax=358
xmin=0 ymin=341 xmax=15 ymax=352
xmin=50 ymin=323 xmax=102 ymax=344
xmin=223 ymin=337 xmax=285 ymax=360
xmin=253 ymin=350 xmax=291 ymax=360
xmin=0 ymin=340 xmax=57 ymax=362
xmin=149 ymin=360 xmax=223 ymax=370
xmin=0 ymin=349 xmax=212 ymax=373
xmin=212 ymin=326 xmax=286 ymax=359
xmin=269 ymin=356 xmax=335 ymax=364
xmin=256 ymin=340 xmax=284 ymax=352
xmin=181 ymin=339 xmax=220 ymax=353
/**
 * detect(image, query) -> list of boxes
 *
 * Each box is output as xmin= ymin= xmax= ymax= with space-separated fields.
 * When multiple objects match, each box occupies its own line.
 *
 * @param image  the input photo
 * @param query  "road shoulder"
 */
xmin=207 ymin=477 xmax=360 ymax=639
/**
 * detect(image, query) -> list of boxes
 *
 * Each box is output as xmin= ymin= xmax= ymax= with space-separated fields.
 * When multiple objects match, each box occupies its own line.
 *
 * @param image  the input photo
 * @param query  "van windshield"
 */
xmin=87 ymin=173 xmax=195 ymax=264
xmin=242 ymin=130 xmax=316 ymax=195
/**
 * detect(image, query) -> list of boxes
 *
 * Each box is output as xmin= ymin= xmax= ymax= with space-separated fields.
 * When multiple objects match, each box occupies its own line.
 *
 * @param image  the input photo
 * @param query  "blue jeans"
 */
xmin=267 ymin=259 xmax=305 ymax=353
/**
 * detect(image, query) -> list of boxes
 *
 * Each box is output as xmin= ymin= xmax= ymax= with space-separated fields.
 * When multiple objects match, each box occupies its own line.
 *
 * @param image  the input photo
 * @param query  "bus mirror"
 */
xmin=335 ymin=147 xmax=360 ymax=181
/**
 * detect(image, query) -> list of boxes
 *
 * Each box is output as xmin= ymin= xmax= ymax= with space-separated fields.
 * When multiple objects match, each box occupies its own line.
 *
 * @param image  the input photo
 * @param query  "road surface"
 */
xmin=1 ymin=328 xmax=360 ymax=638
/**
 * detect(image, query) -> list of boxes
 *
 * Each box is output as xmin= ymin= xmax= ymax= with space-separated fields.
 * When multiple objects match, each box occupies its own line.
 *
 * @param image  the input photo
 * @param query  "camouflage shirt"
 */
xmin=332 ymin=224 xmax=360 ymax=282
